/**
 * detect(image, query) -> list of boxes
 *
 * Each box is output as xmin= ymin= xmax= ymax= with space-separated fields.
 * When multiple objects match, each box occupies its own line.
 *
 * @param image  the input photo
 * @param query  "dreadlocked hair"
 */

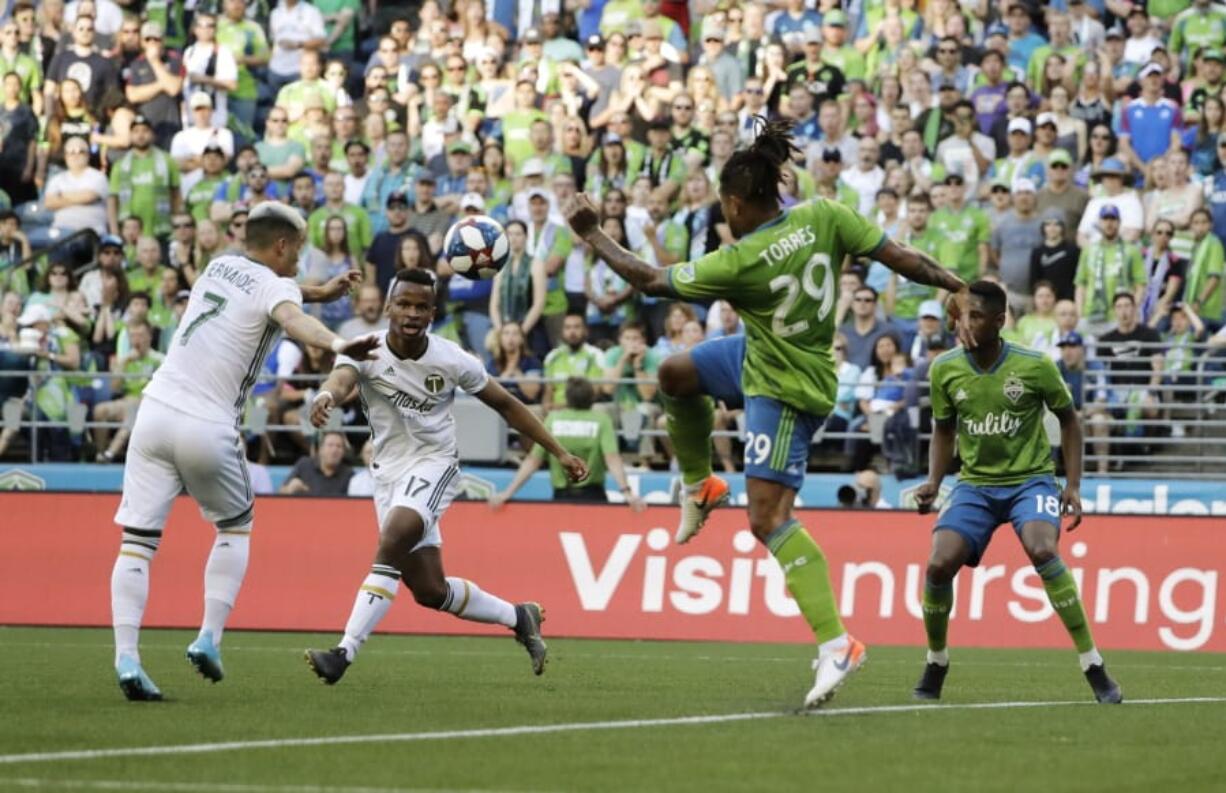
xmin=718 ymin=116 xmax=800 ymax=206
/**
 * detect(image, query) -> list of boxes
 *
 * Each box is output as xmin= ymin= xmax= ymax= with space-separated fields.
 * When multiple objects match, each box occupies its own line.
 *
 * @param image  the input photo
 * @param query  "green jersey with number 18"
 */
xmin=929 ymin=342 xmax=1073 ymax=486
xmin=667 ymin=199 xmax=886 ymax=416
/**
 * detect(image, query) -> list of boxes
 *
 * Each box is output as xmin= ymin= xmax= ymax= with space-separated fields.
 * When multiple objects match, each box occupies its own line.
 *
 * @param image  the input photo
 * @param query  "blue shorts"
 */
xmin=935 ymin=476 xmax=1061 ymax=567
xmin=688 ymin=335 xmax=823 ymax=490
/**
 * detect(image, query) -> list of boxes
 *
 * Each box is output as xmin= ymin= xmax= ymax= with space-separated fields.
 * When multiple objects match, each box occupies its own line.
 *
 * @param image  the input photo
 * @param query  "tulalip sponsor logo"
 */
xmin=962 ymin=411 xmax=1024 ymax=437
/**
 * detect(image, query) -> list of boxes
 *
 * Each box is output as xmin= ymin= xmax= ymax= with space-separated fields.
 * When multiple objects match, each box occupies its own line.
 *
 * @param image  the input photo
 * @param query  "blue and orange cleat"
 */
xmin=804 ymin=636 xmax=868 ymax=709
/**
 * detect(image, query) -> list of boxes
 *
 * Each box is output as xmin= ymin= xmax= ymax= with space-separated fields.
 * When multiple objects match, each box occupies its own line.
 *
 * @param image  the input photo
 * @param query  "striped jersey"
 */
xmin=335 ymin=332 xmax=489 ymax=483
xmin=142 ymin=253 xmax=302 ymax=425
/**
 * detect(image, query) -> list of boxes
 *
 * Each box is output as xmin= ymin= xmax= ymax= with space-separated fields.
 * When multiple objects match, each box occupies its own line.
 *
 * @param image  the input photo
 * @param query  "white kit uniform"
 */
xmin=335 ymin=331 xmax=489 ymax=548
xmin=114 ymin=254 xmax=302 ymax=530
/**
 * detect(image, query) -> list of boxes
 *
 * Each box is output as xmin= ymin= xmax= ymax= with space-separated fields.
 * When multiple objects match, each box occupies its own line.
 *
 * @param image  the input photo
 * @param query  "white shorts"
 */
xmin=114 ymin=397 xmax=253 ymax=531
xmin=372 ymin=458 xmax=461 ymax=552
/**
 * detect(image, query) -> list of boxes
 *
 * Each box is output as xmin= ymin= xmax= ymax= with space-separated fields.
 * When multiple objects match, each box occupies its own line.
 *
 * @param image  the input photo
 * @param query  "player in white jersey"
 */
xmin=304 ymin=269 xmax=588 ymax=683
xmin=109 ymin=203 xmax=381 ymax=701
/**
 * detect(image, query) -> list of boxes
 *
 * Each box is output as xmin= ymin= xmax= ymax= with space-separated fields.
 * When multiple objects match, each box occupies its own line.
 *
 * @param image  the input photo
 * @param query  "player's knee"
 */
xmin=926 ymin=557 xmax=960 ymax=585
xmin=658 ymin=356 xmax=694 ymax=398
xmin=410 ymin=580 xmax=448 ymax=610
xmin=747 ymin=501 xmax=790 ymax=541
xmin=379 ymin=518 xmax=424 ymax=557
xmin=1026 ymin=543 xmax=1059 ymax=569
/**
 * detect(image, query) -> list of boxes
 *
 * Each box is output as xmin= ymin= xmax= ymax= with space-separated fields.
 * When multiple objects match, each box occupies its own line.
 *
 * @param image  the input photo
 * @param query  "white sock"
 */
xmin=927 ymin=649 xmax=950 ymax=667
xmin=340 ymin=565 xmax=401 ymax=662
xmin=683 ymin=480 xmax=704 ymax=495
xmin=818 ymin=633 xmax=850 ymax=655
xmin=200 ymin=527 xmax=251 ymax=644
xmin=440 ymin=577 xmax=517 ymax=627
xmin=1079 ymin=648 xmax=1104 ymax=672
xmin=111 ymin=529 xmax=161 ymax=665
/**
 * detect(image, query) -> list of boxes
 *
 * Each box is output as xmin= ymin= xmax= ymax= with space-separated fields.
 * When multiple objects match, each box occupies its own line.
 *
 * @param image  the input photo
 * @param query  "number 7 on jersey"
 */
xmin=179 ymin=292 xmax=228 ymax=346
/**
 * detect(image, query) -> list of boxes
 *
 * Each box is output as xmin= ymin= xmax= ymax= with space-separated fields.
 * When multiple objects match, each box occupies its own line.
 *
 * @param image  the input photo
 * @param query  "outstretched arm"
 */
xmin=874 ymin=238 xmax=967 ymax=293
xmin=475 ymin=379 xmax=586 ymax=481
xmin=308 ymin=365 xmax=361 ymax=427
xmin=271 ymin=301 xmax=381 ymax=359
xmin=300 ymin=270 xmax=362 ymax=303
xmin=564 ymin=193 xmax=675 ymax=297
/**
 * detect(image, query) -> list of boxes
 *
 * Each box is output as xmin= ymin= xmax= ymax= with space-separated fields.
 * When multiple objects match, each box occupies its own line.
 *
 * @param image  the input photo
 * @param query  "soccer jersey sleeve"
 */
xmin=456 ymin=348 xmax=491 ymax=394
xmin=262 ymin=276 xmax=304 ymax=319
xmin=1036 ymin=354 xmax=1073 ymax=412
xmin=667 ymin=247 xmax=739 ymax=300
xmin=929 ymin=358 xmax=954 ymax=422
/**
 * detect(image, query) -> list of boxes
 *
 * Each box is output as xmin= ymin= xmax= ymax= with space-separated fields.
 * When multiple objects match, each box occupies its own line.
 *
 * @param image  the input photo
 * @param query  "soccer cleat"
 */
xmin=305 ymin=647 xmax=351 ymax=685
xmin=186 ymin=631 xmax=225 ymax=683
xmin=674 ymin=476 xmax=731 ymax=545
xmin=913 ymin=662 xmax=950 ymax=701
xmin=513 ymin=602 xmax=548 ymax=676
xmin=803 ymin=636 xmax=868 ymax=709
xmin=1085 ymin=664 xmax=1123 ymax=704
xmin=116 ymin=654 xmax=163 ymax=702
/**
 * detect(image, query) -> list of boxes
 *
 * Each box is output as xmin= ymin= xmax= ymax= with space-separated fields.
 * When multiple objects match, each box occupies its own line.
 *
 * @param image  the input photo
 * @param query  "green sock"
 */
xmin=922 ymin=580 xmax=954 ymax=652
xmin=767 ymin=520 xmax=845 ymax=642
xmin=662 ymin=392 xmax=714 ymax=487
xmin=1037 ymin=557 xmax=1095 ymax=653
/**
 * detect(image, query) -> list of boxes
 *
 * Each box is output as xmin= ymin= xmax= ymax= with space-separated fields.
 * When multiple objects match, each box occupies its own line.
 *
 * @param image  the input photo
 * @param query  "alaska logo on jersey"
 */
xmin=962 ymin=411 xmax=1024 ymax=437
xmin=370 ymin=378 xmax=438 ymax=414
xmin=1003 ymin=374 xmax=1025 ymax=404
xmin=424 ymin=374 xmax=445 ymax=395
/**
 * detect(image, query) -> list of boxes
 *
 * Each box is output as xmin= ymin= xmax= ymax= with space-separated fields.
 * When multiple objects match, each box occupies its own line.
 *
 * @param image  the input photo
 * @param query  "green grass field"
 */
xmin=2 ymin=627 xmax=1224 ymax=793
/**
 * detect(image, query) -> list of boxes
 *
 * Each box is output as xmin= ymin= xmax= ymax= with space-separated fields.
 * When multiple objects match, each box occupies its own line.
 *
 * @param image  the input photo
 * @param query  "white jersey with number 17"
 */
xmin=142 ymin=254 xmax=303 ymax=426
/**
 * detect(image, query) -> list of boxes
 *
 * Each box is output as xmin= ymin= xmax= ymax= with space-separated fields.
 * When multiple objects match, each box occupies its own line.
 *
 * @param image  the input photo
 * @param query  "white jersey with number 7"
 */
xmin=142 ymin=254 xmax=303 ymax=426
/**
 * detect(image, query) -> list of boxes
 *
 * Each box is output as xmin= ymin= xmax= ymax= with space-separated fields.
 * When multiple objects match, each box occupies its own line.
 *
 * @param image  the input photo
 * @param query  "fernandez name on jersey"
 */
xmin=334 ymin=331 xmax=489 ymax=483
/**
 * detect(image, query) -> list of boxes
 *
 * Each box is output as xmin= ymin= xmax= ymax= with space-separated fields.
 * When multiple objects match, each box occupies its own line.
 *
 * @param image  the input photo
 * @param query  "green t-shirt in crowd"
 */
xmin=1186 ymin=233 xmax=1226 ymax=320
xmin=217 ymin=18 xmax=270 ymax=102
xmin=930 ymin=204 xmax=990 ymax=283
xmin=255 ymin=138 xmax=307 ymax=193
xmin=1074 ymin=239 xmax=1145 ymax=322
xmin=315 ymin=0 xmax=362 ymax=55
xmin=109 ymin=149 xmax=181 ymax=239
xmin=185 ymin=174 xmax=226 ymax=221
xmin=308 ymin=204 xmax=374 ymax=262
xmin=532 ymin=408 xmax=618 ymax=490
xmin=892 ymin=224 xmax=942 ymax=319
xmin=930 ymin=342 xmax=1072 ymax=486
xmin=668 ymin=198 xmax=885 ymax=416
xmin=603 ymin=345 xmax=662 ymax=407
xmin=543 ymin=343 xmax=605 ymax=407
xmin=118 ymin=349 xmax=166 ymax=398
xmin=0 ymin=50 xmax=42 ymax=104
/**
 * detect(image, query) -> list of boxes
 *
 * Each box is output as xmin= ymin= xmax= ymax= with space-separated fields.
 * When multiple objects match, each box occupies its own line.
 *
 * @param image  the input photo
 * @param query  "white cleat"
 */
xmin=675 ymin=476 xmax=731 ymax=545
xmin=803 ymin=636 xmax=868 ymax=709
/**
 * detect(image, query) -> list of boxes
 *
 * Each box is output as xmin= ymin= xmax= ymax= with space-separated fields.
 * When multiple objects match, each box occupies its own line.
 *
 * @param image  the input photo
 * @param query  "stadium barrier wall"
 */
xmin=2 ymin=493 xmax=1223 ymax=652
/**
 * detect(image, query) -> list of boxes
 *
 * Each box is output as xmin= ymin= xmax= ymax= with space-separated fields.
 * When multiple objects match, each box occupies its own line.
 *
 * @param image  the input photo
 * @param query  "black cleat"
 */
xmin=1085 ymin=664 xmax=1123 ymax=704
xmin=305 ymin=647 xmax=350 ymax=685
xmin=513 ymin=602 xmax=548 ymax=676
xmin=913 ymin=662 xmax=950 ymax=700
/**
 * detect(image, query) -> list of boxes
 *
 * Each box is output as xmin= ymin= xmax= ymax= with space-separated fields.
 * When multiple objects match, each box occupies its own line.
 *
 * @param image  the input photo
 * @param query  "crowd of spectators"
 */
xmin=1 ymin=0 xmax=1226 ymax=481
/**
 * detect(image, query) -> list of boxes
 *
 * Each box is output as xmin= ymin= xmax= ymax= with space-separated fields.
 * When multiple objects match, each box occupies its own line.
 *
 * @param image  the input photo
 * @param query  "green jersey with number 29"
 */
xmin=667 ymin=199 xmax=886 ymax=415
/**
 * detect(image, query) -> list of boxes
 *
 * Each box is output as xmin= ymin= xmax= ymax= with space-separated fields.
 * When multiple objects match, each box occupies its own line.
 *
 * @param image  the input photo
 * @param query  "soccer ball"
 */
xmin=442 ymin=216 xmax=510 ymax=280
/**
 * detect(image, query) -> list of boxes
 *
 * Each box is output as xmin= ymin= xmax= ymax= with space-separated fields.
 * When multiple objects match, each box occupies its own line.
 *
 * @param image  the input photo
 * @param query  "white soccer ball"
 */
xmin=442 ymin=215 xmax=510 ymax=280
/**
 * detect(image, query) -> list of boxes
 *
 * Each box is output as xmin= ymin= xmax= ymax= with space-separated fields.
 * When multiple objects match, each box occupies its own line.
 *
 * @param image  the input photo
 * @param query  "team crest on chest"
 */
xmin=1003 ymin=373 xmax=1025 ymax=404
xmin=424 ymin=374 xmax=445 ymax=394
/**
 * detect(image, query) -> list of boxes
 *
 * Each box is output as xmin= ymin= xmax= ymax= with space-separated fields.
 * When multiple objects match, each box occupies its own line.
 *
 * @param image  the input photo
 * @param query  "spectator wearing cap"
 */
xmin=935 ymin=99 xmax=996 ymax=197
xmin=182 ymin=144 xmax=229 ymax=221
xmin=181 ymin=11 xmax=238 ymax=130
xmin=986 ymin=115 xmax=1046 ymax=196
xmin=1184 ymin=47 xmax=1226 ymax=125
xmin=1054 ymin=331 xmax=1096 ymax=412
xmin=818 ymin=9 xmax=864 ymax=80
xmin=772 ymin=0 xmax=822 ymax=55
xmin=523 ymin=186 xmax=577 ymax=346
xmin=1078 ymin=158 xmax=1144 ymax=245
xmin=1004 ymin=3 xmax=1046 ymax=74
xmin=106 ymin=113 xmax=181 ymax=239
xmin=930 ymin=172 xmax=990 ymax=282
xmin=1036 ymin=148 xmax=1089 ymax=240
xmin=813 ymin=146 xmax=859 ymax=209
xmin=123 ymin=20 xmax=185 ymax=151
xmin=361 ymin=130 xmax=415 ymax=235
xmin=44 ymin=12 xmax=120 ymax=118
xmin=1025 ymin=13 xmax=1085 ymax=96
xmin=634 ymin=18 xmax=685 ymax=96
xmin=363 ymin=190 xmax=412 ymax=293
xmin=307 ymin=171 xmax=373 ymax=262
xmin=697 ymin=23 xmax=743 ymax=101
xmin=1139 ymin=218 xmax=1186 ymax=327
xmin=786 ymin=28 xmax=846 ymax=107
xmin=991 ymin=177 xmax=1045 ymax=312
xmin=170 ymin=92 xmax=235 ymax=176
xmin=432 ymin=140 xmax=473 ymax=208
xmin=1075 ymin=203 xmax=1146 ymax=334
xmin=1185 ymin=207 xmax=1226 ymax=327
xmin=583 ymin=35 xmax=623 ymax=120
xmin=907 ymin=300 xmax=949 ymax=362
xmin=1169 ymin=0 xmax=1226 ymax=65
xmin=1119 ymin=62 xmax=1183 ymax=171
xmin=43 ymin=136 xmax=108 ymax=237
xmin=985 ymin=177 xmax=1013 ymax=227
xmin=268 ymin=0 xmax=326 ymax=95
xmin=1031 ymin=213 xmax=1081 ymax=301
xmin=215 ymin=0 xmax=270 ymax=130
xmin=1125 ymin=17 xmax=1165 ymax=69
